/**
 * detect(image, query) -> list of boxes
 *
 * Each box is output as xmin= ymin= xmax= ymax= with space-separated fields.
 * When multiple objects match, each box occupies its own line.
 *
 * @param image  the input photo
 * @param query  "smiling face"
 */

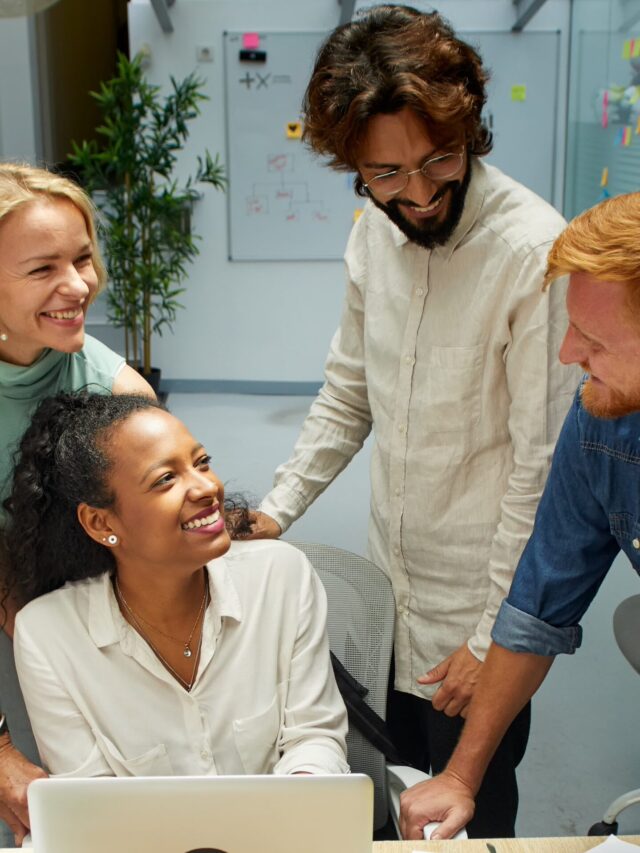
xmin=0 ymin=198 xmax=98 ymax=366
xmin=89 ymin=409 xmax=231 ymax=575
xmin=356 ymin=107 xmax=470 ymax=249
xmin=559 ymin=272 xmax=640 ymax=418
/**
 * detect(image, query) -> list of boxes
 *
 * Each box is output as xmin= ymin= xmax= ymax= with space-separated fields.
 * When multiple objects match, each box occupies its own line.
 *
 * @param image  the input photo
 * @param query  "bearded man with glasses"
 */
xmin=245 ymin=4 xmax=580 ymax=838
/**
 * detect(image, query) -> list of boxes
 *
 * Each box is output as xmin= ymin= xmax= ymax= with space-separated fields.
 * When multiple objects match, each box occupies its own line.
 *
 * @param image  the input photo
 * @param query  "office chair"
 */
xmin=289 ymin=541 xmax=433 ymax=837
xmin=588 ymin=594 xmax=640 ymax=835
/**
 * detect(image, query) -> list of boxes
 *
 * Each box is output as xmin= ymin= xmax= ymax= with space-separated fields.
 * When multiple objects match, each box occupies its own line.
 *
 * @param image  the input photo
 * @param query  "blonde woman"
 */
xmin=0 ymin=163 xmax=152 ymax=845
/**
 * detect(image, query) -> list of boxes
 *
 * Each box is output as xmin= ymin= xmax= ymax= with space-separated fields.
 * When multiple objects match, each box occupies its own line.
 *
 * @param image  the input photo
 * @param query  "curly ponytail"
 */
xmin=2 ymin=392 xmax=161 ymax=605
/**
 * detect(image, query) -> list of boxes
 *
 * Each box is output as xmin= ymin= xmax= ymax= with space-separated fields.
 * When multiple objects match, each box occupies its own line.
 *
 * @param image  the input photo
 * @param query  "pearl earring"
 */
xmin=0 ymin=333 xmax=7 ymax=342
xmin=103 ymin=534 xmax=118 ymax=546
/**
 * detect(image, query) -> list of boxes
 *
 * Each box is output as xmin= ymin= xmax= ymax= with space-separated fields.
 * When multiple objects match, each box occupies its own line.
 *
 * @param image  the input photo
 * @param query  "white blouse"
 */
xmin=14 ymin=540 xmax=348 ymax=778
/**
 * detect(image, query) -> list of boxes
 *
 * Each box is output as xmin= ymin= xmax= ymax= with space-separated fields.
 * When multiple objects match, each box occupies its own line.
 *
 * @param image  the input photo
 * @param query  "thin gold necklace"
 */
xmin=115 ymin=578 xmax=208 ymax=692
xmin=115 ymin=571 xmax=208 ymax=658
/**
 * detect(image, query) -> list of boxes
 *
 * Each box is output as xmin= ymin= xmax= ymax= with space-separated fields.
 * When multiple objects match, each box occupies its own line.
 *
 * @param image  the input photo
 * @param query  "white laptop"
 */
xmin=27 ymin=774 xmax=373 ymax=853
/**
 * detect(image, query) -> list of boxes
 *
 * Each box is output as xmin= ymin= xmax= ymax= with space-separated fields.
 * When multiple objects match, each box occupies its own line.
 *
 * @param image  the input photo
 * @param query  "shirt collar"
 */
xmin=371 ymin=155 xmax=488 ymax=259
xmin=88 ymin=557 xmax=243 ymax=650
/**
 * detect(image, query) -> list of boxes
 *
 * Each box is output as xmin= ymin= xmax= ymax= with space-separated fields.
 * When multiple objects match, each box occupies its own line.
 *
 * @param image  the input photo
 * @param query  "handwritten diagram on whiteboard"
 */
xmin=223 ymin=31 xmax=360 ymax=261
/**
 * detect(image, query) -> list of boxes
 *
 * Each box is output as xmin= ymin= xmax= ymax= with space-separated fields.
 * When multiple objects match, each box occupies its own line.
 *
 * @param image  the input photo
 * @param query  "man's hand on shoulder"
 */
xmin=231 ymin=510 xmax=282 ymax=540
xmin=399 ymin=768 xmax=475 ymax=840
xmin=418 ymin=642 xmax=482 ymax=718
xmin=0 ymin=735 xmax=47 ymax=845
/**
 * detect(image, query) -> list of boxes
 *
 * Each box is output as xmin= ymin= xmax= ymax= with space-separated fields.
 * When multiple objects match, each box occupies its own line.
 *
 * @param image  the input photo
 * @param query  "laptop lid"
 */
xmin=28 ymin=774 xmax=373 ymax=853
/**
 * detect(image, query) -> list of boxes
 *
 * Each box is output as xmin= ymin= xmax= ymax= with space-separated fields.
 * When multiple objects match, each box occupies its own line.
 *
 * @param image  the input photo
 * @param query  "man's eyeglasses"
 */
xmin=362 ymin=148 xmax=465 ymax=198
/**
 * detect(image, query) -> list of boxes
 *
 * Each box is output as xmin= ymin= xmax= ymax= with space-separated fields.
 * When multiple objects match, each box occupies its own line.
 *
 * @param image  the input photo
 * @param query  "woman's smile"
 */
xmin=181 ymin=504 xmax=226 ymax=536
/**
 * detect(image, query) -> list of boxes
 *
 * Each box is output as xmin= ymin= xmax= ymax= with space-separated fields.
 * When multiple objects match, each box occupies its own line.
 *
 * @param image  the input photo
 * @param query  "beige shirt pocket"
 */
xmin=232 ymin=694 xmax=281 ymax=774
xmin=94 ymin=731 xmax=174 ymax=776
xmin=424 ymin=344 xmax=484 ymax=432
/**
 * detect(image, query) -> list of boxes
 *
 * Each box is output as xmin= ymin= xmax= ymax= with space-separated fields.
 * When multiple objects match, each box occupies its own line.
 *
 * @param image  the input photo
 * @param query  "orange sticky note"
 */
xmin=636 ymin=115 xmax=640 ymax=134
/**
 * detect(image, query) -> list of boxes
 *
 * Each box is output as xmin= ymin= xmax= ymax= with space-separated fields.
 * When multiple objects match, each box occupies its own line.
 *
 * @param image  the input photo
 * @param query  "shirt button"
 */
xmin=404 ymin=355 xmax=414 ymax=365
xmin=633 ymin=538 xmax=640 ymax=549
xmin=394 ymin=487 xmax=401 ymax=496
xmin=393 ymin=547 xmax=400 ymax=556
xmin=415 ymin=287 xmax=424 ymax=296
xmin=201 ymin=749 xmax=210 ymax=760
xmin=397 ymin=423 xmax=406 ymax=433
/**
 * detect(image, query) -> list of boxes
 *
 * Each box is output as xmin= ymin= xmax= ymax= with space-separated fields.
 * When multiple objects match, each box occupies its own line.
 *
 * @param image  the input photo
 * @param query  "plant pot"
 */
xmin=137 ymin=366 xmax=162 ymax=394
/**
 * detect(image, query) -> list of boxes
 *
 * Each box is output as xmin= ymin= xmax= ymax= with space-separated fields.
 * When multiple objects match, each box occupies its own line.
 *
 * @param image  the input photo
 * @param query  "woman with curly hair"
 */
xmin=0 ymin=163 xmax=153 ymax=846
xmin=3 ymin=392 xmax=347 ymax=788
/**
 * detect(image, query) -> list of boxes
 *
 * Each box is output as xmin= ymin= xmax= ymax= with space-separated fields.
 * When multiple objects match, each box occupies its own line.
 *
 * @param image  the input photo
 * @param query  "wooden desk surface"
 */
xmin=1 ymin=837 xmax=637 ymax=852
xmin=373 ymin=839 xmax=640 ymax=852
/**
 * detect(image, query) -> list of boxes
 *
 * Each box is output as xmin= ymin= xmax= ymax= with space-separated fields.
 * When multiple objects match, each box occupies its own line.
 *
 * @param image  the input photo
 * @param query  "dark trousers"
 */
xmin=386 ymin=665 xmax=531 ymax=839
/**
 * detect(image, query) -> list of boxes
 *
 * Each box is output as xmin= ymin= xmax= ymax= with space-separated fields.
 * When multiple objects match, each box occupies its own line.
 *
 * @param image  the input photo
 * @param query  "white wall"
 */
xmin=123 ymin=0 xmax=348 ymax=386
xmin=120 ymin=0 xmax=571 ymax=386
xmin=0 ymin=17 xmax=38 ymax=163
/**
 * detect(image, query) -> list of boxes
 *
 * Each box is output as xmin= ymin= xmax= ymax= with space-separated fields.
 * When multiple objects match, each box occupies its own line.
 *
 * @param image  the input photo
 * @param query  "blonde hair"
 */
xmin=544 ymin=193 xmax=640 ymax=315
xmin=0 ymin=163 xmax=106 ymax=296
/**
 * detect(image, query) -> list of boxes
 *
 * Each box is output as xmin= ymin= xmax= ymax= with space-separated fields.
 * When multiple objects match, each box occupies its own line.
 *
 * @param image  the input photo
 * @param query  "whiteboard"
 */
xmin=223 ymin=31 xmax=356 ymax=261
xmin=224 ymin=30 xmax=560 ymax=262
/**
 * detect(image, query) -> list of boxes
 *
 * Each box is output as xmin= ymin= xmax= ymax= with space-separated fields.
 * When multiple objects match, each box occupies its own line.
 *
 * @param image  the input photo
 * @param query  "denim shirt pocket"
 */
xmin=608 ymin=512 xmax=640 ymax=572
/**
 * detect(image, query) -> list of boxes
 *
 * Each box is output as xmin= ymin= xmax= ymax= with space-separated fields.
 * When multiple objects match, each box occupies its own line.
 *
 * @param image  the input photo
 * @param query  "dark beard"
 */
xmin=369 ymin=161 xmax=472 ymax=250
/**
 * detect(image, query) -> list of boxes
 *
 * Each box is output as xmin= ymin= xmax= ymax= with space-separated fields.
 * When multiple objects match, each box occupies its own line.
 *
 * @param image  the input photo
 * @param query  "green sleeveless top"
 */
xmin=0 ymin=335 xmax=124 ymax=521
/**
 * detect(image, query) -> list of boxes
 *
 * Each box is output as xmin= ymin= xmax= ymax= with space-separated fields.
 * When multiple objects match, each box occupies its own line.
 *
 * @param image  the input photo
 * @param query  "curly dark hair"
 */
xmin=2 ymin=392 xmax=252 ymax=610
xmin=302 ymin=4 xmax=492 ymax=194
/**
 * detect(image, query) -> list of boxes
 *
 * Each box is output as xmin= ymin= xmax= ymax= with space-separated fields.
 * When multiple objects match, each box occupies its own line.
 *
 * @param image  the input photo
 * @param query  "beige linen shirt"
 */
xmin=261 ymin=159 xmax=580 ymax=697
xmin=13 ymin=540 xmax=348 ymax=777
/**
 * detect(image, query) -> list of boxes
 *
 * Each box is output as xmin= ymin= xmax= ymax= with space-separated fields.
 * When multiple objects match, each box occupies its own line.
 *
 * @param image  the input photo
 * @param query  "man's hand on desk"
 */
xmin=399 ymin=768 xmax=475 ymax=840
xmin=418 ymin=642 xmax=482 ymax=718
xmin=0 ymin=735 xmax=47 ymax=846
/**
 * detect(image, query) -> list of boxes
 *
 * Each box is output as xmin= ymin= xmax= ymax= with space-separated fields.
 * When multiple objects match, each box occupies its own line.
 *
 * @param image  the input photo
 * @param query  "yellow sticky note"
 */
xmin=600 ymin=167 xmax=609 ymax=187
xmin=286 ymin=121 xmax=302 ymax=140
xmin=636 ymin=115 xmax=640 ymax=135
xmin=634 ymin=39 xmax=640 ymax=58
xmin=511 ymin=85 xmax=527 ymax=102
xmin=353 ymin=209 xmax=363 ymax=223
xmin=623 ymin=40 xmax=631 ymax=59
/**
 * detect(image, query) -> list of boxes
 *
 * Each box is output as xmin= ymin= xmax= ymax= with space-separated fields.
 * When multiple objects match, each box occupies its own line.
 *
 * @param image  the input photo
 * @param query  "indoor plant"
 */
xmin=70 ymin=52 xmax=225 ymax=390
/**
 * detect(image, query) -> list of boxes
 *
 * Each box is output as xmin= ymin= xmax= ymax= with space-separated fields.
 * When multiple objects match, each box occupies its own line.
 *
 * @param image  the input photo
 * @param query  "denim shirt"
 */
xmin=492 ymin=381 xmax=640 ymax=656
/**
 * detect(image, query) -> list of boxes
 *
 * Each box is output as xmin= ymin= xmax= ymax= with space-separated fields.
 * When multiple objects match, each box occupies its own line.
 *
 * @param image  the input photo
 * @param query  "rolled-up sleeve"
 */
xmin=492 ymin=599 xmax=582 ymax=655
xmin=491 ymin=390 xmax=620 ymax=656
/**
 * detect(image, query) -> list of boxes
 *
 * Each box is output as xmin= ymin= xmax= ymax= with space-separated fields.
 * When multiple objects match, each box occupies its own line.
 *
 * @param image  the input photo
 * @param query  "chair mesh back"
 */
xmin=290 ymin=541 xmax=395 ymax=830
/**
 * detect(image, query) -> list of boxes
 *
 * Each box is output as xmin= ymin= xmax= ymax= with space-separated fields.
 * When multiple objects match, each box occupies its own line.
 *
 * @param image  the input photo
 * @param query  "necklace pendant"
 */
xmin=183 ymin=645 xmax=192 ymax=658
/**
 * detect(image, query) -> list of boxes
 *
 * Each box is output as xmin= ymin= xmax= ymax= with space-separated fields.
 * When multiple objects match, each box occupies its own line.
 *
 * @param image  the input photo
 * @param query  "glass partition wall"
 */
xmin=565 ymin=0 xmax=640 ymax=218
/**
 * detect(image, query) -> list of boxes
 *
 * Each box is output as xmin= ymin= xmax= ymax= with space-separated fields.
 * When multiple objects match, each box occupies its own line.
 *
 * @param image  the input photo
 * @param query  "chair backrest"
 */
xmin=613 ymin=594 xmax=640 ymax=674
xmin=290 ymin=541 xmax=396 ymax=830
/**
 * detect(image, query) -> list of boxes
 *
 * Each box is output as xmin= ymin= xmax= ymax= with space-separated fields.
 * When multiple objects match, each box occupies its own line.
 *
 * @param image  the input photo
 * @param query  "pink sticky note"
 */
xmin=243 ymin=32 xmax=260 ymax=49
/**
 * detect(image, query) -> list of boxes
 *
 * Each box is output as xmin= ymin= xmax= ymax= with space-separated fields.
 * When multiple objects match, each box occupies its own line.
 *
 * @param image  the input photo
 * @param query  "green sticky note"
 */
xmin=622 ymin=40 xmax=631 ymax=59
xmin=511 ymin=85 xmax=527 ymax=102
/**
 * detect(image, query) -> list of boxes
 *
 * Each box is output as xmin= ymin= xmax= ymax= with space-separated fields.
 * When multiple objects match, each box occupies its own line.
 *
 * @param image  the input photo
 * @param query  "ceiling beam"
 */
xmin=338 ymin=0 xmax=356 ymax=26
xmin=150 ymin=0 xmax=175 ymax=34
xmin=512 ymin=0 xmax=548 ymax=32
